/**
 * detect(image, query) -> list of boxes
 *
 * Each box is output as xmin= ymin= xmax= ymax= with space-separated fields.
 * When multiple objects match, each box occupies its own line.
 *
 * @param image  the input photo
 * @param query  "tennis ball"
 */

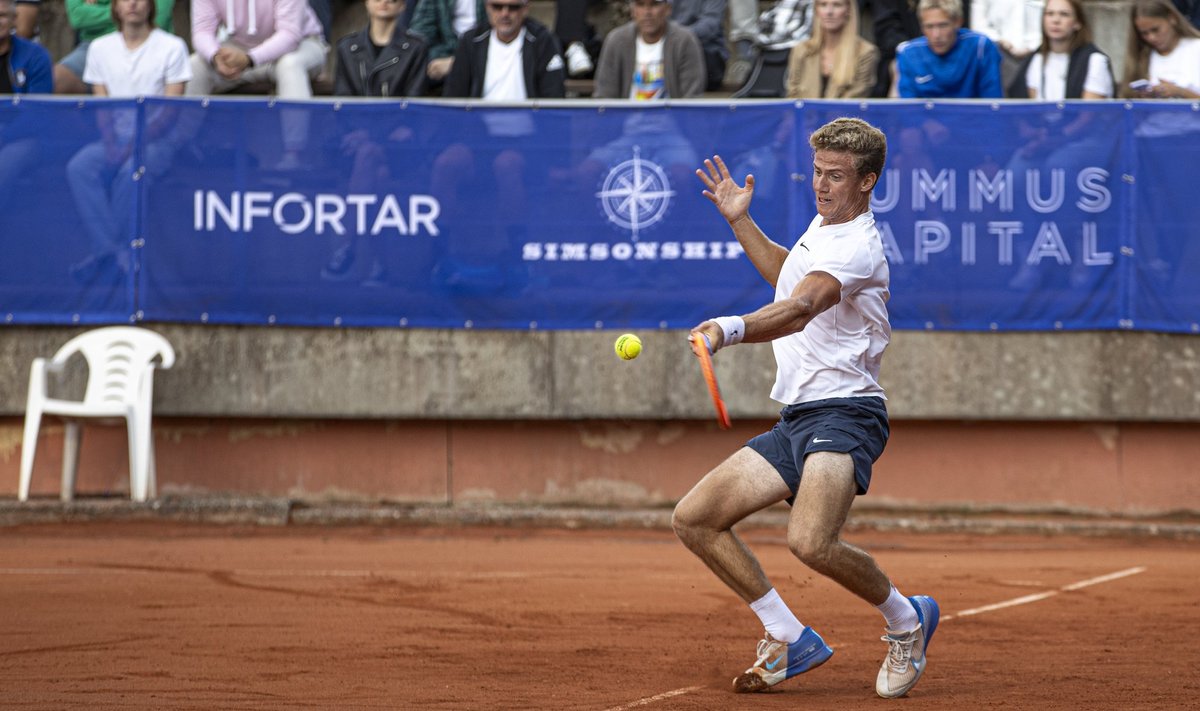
xmin=615 ymin=333 xmax=642 ymax=360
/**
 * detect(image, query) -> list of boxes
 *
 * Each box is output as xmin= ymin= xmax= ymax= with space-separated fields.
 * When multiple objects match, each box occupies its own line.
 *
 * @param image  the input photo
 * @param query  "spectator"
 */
xmin=335 ymin=0 xmax=429 ymax=96
xmin=324 ymin=0 xmax=431 ymax=282
xmin=860 ymin=0 xmax=921 ymax=97
xmin=895 ymin=0 xmax=1002 ymax=97
xmin=186 ymin=0 xmax=329 ymax=169
xmin=593 ymin=0 xmax=706 ymax=98
xmin=1121 ymin=0 xmax=1200 ymax=99
xmin=55 ymin=0 xmax=175 ymax=94
xmin=14 ymin=0 xmax=37 ymax=39
xmin=671 ymin=0 xmax=728 ymax=91
xmin=432 ymin=0 xmax=564 ymax=283
xmin=442 ymin=0 xmax=565 ymax=98
xmin=0 ymin=0 xmax=51 ymax=207
xmin=786 ymin=0 xmax=879 ymax=98
xmin=66 ymin=0 xmax=191 ymax=281
xmin=1016 ymin=0 xmax=1113 ymax=99
xmin=971 ymin=0 xmax=1043 ymax=94
xmin=0 ymin=0 xmax=51 ymax=93
xmin=410 ymin=0 xmax=484 ymax=86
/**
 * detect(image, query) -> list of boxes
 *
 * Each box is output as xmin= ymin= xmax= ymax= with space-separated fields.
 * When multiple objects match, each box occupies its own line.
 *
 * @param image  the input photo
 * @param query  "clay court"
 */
xmin=1 ymin=521 xmax=1195 ymax=709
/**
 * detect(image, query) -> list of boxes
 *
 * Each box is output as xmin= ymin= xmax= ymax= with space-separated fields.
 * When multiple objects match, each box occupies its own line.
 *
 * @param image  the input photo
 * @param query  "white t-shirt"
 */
xmin=630 ymin=36 xmax=666 ymax=100
xmin=452 ymin=0 xmax=477 ymax=37
xmin=1025 ymin=51 xmax=1112 ymax=100
xmin=482 ymin=28 xmax=528 ymax=101
xmin=769 ymin=211 xmax=891 ymax=406
xmin=1149 ymin=36 xmax=1200 ymax=94
xmin=82 ymin=28 xmax=191 ymax=97
xmin=480 ymin=28 xmax=534 ymax=137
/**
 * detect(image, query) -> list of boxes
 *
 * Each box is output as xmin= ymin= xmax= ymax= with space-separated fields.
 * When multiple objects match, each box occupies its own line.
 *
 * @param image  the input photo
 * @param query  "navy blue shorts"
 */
xmin=746 ymin=396 xmax=889 ymax=502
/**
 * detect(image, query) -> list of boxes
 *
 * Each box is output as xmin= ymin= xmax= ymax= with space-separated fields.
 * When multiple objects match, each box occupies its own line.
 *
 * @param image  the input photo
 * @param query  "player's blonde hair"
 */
xmin=809 ymin=117 xmax=887 ymax=180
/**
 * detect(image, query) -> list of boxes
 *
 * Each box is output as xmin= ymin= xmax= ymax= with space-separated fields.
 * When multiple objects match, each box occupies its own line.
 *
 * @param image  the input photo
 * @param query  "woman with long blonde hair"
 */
xmin=1121 ymin=0 xmax=1200 ymax=98
xmin=785 ymin=0 xmax=879 ymax=98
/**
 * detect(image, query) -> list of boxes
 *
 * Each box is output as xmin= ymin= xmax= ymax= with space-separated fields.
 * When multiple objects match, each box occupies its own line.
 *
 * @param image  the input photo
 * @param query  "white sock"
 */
xmin=877 ymin=586 xmax=919 ymax=633
xmin=749 ymin=588 xmax=805 ymax=644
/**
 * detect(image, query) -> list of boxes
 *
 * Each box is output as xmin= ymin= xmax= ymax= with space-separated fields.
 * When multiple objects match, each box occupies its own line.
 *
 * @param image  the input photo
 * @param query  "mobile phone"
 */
xmin=1129 ymin=79 xmax=1152 ymax=91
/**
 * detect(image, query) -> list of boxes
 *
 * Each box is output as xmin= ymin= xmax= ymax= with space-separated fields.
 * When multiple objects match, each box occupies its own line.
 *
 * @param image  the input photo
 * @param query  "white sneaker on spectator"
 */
xmin=565 ymin=42 xmax=593 ymax=77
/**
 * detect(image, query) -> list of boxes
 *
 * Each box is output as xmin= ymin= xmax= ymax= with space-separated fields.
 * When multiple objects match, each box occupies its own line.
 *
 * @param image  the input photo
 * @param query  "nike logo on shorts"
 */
xmin=812 ymin=438 xmax=832 ymax=444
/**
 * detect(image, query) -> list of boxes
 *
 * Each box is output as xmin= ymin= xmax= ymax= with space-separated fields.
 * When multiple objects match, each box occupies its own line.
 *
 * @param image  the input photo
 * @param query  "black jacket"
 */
xmin=334 ymin=26 xmax=429 ymax=97
xmin=443 ymin=19 xmax=565 ymax=98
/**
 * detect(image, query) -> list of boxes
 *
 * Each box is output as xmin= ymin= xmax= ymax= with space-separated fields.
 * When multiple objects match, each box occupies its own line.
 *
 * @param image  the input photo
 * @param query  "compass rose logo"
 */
xmin=596 ymin=147 xmax=674 ymax=241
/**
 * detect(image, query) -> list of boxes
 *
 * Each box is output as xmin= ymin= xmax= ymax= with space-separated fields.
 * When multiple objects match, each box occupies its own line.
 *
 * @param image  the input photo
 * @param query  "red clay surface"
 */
xmin=0 ymin=523 xmax=1196 ymax=709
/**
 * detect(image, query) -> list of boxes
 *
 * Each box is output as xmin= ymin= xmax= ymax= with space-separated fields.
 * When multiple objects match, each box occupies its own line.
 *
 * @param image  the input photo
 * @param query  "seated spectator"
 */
xmin=55 ymin=0 xmax=175 ymax=94
xmin=0 ymin=0 xmax=51 ymax=93
xmin=0 ymin=0 xmax=52 ymax=210
xmin=1121 ymin=0 xmax=1200 ymax=99
xmin=895 ymin=0 xmax=1002 ymax=97
xmin=593 ymin=0 xmax=706 ymax=99
xmin=670 ymin=0 xmax=727 ymax=91
xmin=335 ymin=0 xmax=429 ymax=96
xmin=442 ymin=0 xmax=565 ymax=98
xmin=971 ymin=0 xmax=1044 ymax=95
xmin=786 ymin=0 xmax=879 ymax=98
xmin=66 ymin=0 xmax=191 ymax=281
xmin=186 ymin=0 xmax=329 ymax=168
xmin=326 ymin=0 xmax=431 ymax=283
xmin=410 ymin=0 xmax=484 ymax=86
xmin=432 ymin=0 xmax=564 ymax=282
xmin=14 ymin=0 xmax=37 ymax=38
xmin=861 ymin=0 xmax=921 ymax=96
xmin=1016 ymin=0 xmax=1113 ymax=99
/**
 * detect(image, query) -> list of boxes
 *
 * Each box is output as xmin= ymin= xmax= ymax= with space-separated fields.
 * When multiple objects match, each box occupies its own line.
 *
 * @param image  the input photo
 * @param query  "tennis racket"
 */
xmin=689 ymin=335 xmax=732 ymax=430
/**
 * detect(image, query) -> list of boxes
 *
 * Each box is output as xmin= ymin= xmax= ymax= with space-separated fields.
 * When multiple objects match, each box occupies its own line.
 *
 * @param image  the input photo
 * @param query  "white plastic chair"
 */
xmin=19 ymin=327 xmax=175 ymax=503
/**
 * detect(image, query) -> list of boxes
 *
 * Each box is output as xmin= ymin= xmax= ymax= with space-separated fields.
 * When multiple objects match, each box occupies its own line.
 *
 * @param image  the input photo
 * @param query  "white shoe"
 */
xmin=565 ymin=42 xmax=593 ymax=77
xmin=876 ymin=595 xmax=940 ymax=698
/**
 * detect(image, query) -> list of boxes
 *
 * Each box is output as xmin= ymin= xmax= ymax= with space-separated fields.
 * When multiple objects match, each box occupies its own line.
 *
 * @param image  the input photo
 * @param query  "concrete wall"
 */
xmin=2 ymin=326 xmax=1200 ymax=514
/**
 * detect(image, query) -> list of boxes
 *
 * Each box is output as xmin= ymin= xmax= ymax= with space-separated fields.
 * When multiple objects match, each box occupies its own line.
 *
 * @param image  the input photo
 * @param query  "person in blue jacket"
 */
xmin=894 ymin=0 xmax=1002 ymax=97
xmin=0 ymin=0 xmax=51 ymax=94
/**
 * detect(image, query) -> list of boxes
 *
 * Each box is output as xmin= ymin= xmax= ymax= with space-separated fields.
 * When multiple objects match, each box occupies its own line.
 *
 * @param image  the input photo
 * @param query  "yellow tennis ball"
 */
xmin=615 ymin=333 xmax=642 ymax=360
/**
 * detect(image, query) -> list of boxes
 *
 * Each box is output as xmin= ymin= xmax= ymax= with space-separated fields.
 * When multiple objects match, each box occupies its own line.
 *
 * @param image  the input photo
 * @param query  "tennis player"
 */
xmin=674 ymin=117 xmax=939 ymax=699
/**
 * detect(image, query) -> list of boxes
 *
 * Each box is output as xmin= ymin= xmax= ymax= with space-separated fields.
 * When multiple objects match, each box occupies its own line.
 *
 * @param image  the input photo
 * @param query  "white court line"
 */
xmin=943 ymin=566 xmax=1146 ymax=621
xmin=605 ymin=565 xmax=1147 ymax=710
xmin=601 ymin=686 xmax=704 ymax=711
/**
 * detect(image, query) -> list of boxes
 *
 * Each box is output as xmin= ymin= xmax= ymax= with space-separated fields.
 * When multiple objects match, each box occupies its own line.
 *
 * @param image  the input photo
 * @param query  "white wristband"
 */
xmin=711 ymin=316 xmax=746 ymax=348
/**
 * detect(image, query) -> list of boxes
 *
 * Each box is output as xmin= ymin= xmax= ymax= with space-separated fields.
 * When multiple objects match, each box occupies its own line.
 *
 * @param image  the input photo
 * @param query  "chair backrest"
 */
xmin=50 ymin=327 xmax=175 ymax=408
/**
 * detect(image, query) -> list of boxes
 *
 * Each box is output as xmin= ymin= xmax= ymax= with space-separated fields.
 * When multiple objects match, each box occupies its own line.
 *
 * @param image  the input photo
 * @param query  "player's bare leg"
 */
xmin=672 ymin=447 xmax=788 ymax=603
xmin=789 ymin=451 xmax=940 ymax=699
xmin=673 ymin=448 xmax=834 ymax=693
xmin=787 ymin=452 xmax=890 ymax=604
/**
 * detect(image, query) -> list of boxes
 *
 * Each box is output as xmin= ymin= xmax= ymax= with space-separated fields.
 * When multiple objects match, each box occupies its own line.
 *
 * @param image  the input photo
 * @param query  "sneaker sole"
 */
xmin=731 ymin=647 xmax=833 ymax=694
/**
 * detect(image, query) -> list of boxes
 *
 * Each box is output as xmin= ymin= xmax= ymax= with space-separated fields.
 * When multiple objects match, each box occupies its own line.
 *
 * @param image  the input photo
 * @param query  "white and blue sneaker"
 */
xmin=733 ymin=626 xmax=834 ymax=693
xmin=876 ymin=595 xmax=940 ymax=698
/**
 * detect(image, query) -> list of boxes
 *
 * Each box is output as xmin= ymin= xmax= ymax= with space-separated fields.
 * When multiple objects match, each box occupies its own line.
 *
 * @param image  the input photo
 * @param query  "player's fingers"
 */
xmin=696 ymin=167 xmax=715 ymax=190
xmin=713 ymin=155 xmax=731 ymax=181
xmin=744 ymin=174 xmax=755 ymax=191
xmin=701 ymin=190 xmax=717 ymax=204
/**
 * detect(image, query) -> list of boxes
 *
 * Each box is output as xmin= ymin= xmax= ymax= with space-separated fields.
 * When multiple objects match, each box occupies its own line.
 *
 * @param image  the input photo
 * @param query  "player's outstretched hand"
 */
xmin=696 ymin=155 xmax=754 ymax=226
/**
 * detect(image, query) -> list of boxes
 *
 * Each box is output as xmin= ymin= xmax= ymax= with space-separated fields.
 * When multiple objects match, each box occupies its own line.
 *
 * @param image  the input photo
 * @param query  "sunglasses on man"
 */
xmin=487 ymin=2 xmax=525 ymax=11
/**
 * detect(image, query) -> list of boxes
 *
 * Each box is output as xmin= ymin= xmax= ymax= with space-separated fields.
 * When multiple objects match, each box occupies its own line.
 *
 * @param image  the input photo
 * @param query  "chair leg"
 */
xmin=18 ymin=409 xmax=42 ymax=502
xmin=60 ymin=421 xmax=82 ymax=502
xmin=147 ymin=431 xmax=158 ymax=499
xmin=127 ymin=416 xmax=145 ymax=502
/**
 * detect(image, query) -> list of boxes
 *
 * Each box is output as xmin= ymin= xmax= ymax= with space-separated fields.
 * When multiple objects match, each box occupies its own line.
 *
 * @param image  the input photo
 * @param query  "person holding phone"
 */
xmin=1121 ymin=0 xmax=1200 ymax=98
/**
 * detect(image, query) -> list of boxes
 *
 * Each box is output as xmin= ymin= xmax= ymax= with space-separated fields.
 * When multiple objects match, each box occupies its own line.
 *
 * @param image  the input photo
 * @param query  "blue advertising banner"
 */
xmin=0 ymin=97 xmax=1197 ymax=332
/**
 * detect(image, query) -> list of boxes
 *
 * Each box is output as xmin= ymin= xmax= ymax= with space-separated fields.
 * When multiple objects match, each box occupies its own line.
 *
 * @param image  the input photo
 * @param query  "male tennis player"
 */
xmin=673 ymin=117 xmax=939 ymax=699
